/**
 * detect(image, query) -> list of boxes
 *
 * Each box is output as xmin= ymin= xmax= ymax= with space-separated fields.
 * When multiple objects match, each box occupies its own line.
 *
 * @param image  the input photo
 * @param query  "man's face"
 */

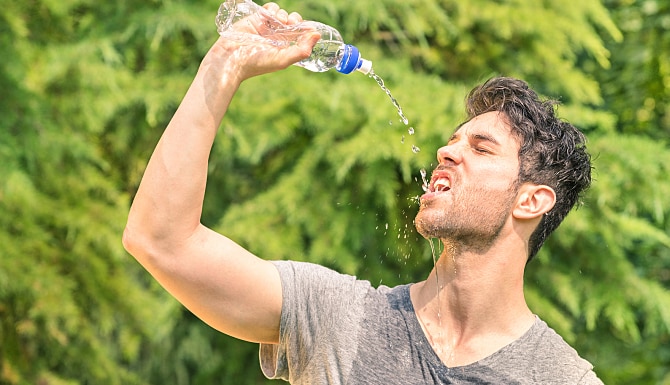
xmin=415 ymin=111 xmax=522 ymax=251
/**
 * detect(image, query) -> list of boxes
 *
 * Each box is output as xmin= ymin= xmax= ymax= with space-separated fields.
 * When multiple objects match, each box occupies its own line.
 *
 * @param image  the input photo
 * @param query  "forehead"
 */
xmin=453 ymin=111 xmax=520 ymax=150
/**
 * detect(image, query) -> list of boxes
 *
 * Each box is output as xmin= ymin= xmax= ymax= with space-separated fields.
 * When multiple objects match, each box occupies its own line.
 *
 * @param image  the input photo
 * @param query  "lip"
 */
xmin=420 ymin=187 xmax=450 ymax=201
xmin=420 ymin=190 xmax=442 ymax=201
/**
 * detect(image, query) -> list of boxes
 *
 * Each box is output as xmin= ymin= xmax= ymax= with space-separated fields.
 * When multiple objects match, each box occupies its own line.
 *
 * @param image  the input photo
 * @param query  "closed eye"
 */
xmin=472 ymin=134 xmax=499 ymax=154
xmin=474 ymin=147 xmax=491 ymax=154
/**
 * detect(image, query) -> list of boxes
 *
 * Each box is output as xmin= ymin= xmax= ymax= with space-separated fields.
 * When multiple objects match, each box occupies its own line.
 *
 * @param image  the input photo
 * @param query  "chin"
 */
xmin=414 ymin=212 xmax=440 ymax=239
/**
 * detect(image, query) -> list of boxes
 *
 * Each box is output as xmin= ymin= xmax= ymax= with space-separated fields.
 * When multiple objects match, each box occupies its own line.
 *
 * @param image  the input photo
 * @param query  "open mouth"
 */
xmin=427 ymin=169 xmax=452 ymax=193
xmin=432 ymin=177 xmax=451 ymax=192
xmin=420 ymin=169 xmax=453 ymax=201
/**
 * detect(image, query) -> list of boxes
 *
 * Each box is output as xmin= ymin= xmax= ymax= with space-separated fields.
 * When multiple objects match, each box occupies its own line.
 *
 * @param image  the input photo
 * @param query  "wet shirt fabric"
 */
xmin=259 ymin=261 xmax=603 ymax=385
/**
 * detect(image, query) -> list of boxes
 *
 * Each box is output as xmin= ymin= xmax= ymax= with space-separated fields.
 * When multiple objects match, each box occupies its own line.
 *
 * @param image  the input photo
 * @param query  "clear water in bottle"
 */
xmin=297 ymin=39 xmax=343 ymax=72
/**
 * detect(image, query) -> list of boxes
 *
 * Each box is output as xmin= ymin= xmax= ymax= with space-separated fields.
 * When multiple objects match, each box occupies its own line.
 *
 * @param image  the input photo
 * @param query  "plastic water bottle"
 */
xmin=216 ymin=0 xmax=373 ymax=75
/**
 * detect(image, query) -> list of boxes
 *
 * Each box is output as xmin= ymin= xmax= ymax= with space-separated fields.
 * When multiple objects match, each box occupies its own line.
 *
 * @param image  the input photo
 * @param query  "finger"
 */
xmin=287 ymin=12 xmax=303 ymax=25
xmin=262 ymin=2 xmax=280 ymax=13
xmin=297 ymin=31 xmax=321 ymax=53
xmin=275 ymin=9 xmax=289 ymax=23
xmin=278 ymin=32 xmax=320 ymax=67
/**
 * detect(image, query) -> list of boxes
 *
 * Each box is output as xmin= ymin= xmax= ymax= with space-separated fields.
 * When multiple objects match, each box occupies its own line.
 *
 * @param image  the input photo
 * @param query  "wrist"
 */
xmin=199 ymin=38 xmax=247 ymax=87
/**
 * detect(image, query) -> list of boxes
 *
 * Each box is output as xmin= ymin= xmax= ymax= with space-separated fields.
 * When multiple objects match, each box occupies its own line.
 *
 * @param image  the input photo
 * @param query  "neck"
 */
xmin=410 ymin=238 xmax=535 ymax=366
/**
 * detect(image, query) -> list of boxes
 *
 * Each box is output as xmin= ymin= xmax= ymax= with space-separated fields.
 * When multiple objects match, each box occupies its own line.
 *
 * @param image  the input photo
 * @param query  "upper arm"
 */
xmin=125 ymin=224 xmax=282 ymax=344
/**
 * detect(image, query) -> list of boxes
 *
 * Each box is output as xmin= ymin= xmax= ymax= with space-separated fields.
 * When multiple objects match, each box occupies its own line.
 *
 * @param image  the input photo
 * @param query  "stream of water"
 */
xmin=369 ymin=69 xmax=447 ymax=357
xmin=368 ymin=70 xmax=421 ymax=154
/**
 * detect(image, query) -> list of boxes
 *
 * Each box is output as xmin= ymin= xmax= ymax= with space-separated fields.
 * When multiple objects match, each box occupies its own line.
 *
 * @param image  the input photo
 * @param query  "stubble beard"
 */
xmin=415 ymin=183 xmax=519 ymax=255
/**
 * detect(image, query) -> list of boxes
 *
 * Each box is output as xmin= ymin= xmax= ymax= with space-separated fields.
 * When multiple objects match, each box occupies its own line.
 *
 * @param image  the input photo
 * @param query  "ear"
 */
xmin=513 ymin=184 xmax=556 ymax=220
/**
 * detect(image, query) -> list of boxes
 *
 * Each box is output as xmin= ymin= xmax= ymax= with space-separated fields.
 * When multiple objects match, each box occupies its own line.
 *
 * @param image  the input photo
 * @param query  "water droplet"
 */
xmin=408 ymin=127 xmax=415 ymax=135
xmin=389 ymin=120 xmax=393 ymax=126
xmin=401 ymin=135 xmax=405 ymax=144
xmin=412 ymin=145 xmax=421 ymax=153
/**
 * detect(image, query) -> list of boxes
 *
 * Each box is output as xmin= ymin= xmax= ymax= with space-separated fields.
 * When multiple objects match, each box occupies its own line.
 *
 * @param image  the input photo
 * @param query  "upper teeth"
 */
xmin=434 ymin=178 xmax=450 ymax=192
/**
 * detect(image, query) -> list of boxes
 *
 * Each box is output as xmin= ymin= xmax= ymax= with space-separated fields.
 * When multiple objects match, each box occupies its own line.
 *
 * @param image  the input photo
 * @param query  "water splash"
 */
xmin=420 ymin=168 xmax=429 ymax=192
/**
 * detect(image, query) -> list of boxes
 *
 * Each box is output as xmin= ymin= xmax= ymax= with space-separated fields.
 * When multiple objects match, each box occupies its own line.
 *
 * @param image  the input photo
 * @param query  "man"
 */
xmin=123 ymin=2 xmax=603 ymax=384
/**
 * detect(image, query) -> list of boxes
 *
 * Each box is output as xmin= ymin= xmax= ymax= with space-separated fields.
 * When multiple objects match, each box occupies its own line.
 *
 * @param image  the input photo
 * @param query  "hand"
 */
xmin=205 ymin=2 xmax=321 ymax=83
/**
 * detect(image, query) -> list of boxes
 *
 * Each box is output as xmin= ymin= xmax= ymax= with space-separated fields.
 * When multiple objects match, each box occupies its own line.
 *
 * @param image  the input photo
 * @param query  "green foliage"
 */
xmin=597 ymin=0 xmax=670 ymax=139
xmin=527 ymin=133 xmax=670 ymax=384
xmin=0 ymin=0 xmax=181 ymax=383
xmin=1 ymin=0 xmax=669 ymax=384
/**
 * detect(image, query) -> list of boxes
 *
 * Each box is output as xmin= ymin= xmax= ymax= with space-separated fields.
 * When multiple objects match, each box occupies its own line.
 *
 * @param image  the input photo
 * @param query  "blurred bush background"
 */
xmin=0 ymin=0 xmax=668 ymax=383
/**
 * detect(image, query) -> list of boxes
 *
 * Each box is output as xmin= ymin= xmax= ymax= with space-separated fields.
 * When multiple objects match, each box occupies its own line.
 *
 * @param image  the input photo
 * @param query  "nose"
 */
xmin=436 ymin=142 xmax=463 ymax=165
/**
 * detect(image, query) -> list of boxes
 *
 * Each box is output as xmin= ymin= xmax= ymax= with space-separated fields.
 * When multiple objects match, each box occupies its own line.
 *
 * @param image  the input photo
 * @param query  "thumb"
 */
xmin=292 ymin=31 xmax=320 ymax=61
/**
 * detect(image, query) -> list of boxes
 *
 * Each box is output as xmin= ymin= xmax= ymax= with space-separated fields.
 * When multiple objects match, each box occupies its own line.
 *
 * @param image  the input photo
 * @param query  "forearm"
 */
xmin=122 ymin=6 xmax=320 ymax=344
xmin=124 ymin=28 xmax=318 ymax=252
xmin=125 ymin=45 xmax=242 ymax=253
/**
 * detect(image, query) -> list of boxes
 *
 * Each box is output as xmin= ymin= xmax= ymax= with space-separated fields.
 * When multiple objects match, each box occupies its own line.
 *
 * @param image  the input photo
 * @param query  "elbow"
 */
xmin=122 ymin=224 xmax=142 ymax=259
xmin=123 ymin=216 xmax=191 ymax=267
xmin=122 ymin=222 xmax=158 ymax=265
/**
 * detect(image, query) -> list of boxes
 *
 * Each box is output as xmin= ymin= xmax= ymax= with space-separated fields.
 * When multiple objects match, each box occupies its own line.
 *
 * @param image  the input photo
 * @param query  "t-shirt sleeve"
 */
xmin=579 ymin=369 xmax=605 ymax=385
xmin=259 ymin=260 xmax=373 ymax=383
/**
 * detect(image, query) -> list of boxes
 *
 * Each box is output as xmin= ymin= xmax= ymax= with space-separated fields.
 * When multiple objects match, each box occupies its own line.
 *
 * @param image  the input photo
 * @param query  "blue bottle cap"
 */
xmin=337 ymin=44 xmax=361 ymax=74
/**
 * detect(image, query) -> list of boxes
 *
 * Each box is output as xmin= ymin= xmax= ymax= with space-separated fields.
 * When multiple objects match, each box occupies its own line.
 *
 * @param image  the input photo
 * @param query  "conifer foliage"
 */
xmin=0 ymin=0 xmax=668 ymax=384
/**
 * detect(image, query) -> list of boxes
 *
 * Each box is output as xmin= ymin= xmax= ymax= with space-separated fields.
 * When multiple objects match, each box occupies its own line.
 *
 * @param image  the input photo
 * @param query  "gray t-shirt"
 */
xmin=260 ymin=261 xmax=604 ymax=384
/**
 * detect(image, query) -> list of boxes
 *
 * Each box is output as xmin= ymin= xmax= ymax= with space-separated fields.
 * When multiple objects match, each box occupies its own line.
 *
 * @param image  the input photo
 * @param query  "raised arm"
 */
xmin=122 ymin=3 xmax=320 ymax=344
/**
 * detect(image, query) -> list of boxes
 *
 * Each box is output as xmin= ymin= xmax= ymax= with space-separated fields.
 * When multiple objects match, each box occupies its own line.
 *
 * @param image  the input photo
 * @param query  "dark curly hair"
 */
xmin=464 ymin=77 xmax=592 ymax=262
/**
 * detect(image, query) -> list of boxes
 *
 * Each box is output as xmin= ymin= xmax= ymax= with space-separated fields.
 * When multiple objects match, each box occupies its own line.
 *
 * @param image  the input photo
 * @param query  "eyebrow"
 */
xmin=449 ymin=131 xmax=502 ymax=147
xmin=472 ymin=133 xmax=501 ymax=146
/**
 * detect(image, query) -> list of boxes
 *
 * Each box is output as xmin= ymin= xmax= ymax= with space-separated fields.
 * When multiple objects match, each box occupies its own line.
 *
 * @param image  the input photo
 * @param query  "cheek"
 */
xmin=476 ymin=164 xmax=519 ymax=191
